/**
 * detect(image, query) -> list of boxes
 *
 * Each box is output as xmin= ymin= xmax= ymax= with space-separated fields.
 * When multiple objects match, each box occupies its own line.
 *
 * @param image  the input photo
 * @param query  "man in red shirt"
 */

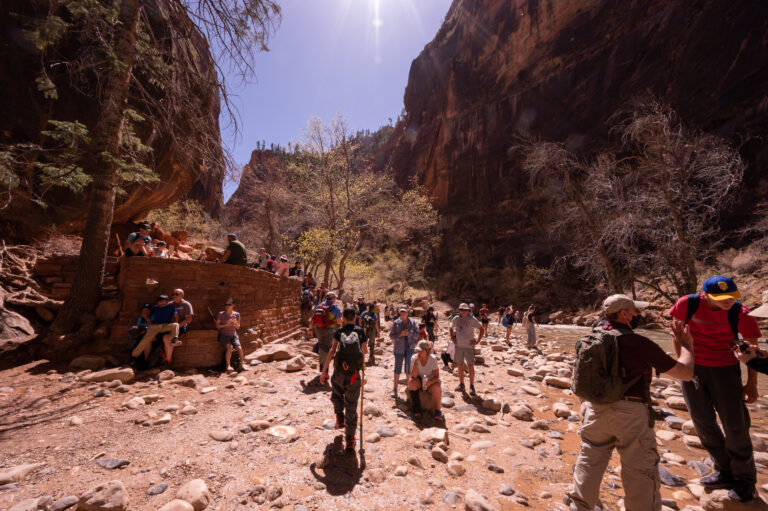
xmin=668 ymin=276 xmax=761 ymax=502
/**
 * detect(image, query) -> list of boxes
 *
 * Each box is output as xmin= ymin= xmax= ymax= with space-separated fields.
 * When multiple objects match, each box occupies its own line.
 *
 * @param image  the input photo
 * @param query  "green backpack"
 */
xmin=335 ymin=329 xmax=364 ymax=374
xmin=571 ymin=327 xmax=641 ymax=404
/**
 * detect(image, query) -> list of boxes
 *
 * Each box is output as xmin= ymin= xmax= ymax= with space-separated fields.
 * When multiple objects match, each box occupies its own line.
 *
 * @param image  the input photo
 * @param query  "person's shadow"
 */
xmin=299 ymin=374 xmax=330 ymax=394
xmin=308 ymin=435 xmax=365 ymax=496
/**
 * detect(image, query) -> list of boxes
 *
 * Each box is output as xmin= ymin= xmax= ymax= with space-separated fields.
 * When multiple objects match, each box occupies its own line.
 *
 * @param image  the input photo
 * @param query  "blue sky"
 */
xmin=220 ymin=0 xmax=452 ymax=199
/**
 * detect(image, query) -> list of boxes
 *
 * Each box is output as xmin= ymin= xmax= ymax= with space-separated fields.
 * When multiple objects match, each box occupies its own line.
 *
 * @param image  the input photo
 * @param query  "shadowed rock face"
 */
xmin=0 ymin=0 xmax=224 ymax=237
xmin=225 ymin=150 xmax=286 ymax=224
xmin=389 ymin=0 xmax=768 ymax=214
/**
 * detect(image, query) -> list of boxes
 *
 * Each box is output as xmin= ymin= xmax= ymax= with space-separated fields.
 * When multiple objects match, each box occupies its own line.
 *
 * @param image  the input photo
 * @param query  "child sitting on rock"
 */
xmin=408 ymin=340 xmax=444 ymax=422
xmin=320 ymin=307 xmax=367 ymax=452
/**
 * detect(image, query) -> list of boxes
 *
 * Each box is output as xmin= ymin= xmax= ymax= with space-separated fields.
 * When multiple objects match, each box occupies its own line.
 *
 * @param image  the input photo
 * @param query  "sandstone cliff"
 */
xmin=0 ymin=0 xmax=224 ymax=238
xmin=387 ymin=0 xmax=768 ymax=301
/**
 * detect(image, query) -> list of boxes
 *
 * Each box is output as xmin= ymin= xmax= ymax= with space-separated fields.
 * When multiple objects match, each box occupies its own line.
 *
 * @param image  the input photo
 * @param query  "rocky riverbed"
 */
xmin=1 ymin=320 xmax=768 ymax=510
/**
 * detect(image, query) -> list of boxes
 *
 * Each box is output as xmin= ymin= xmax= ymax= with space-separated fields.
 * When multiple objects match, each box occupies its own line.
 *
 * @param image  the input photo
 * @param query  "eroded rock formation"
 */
xmin=0 ymin=0 xmax=224 ymax=238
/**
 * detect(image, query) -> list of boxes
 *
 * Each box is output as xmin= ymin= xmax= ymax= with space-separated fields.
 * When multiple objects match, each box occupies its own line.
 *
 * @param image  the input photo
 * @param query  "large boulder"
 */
xmin=80 ymin=368 xmax=134 ymax=384
xmin=176 ymin=479 xmax=210 ymax=511
xmin=245 ymin=343 xmax=293 ymax=363
xmin=78 ymin=480 xmax=128 ymax=511
xmin=0 ymin=463 xmax=45 ymax=484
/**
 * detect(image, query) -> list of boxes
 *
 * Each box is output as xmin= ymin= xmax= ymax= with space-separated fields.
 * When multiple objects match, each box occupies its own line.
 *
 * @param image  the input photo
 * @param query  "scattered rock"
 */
xmin=158 ymin=500 xmax=194 ymax=511
xmin=176 ymin=479 xmax=210 ymax=511
xmin=470 ymin=440 xmax=495 ymax=450
xmin=180 ymin=405 xmax=198 ymax=415
xmin=666 ymin=396 xmax=688 ymax=411
xmin=482 ymin=398 xmax=502 ymax=411
xmin=158 ymin=370 xmax=176 ymax=381
xmin=394 ymin=466 xmax=409 ymax=476
xmin=553 ymin=403 xmax=571 ymax=418
xmin=510 ymin=404 xmax=533 ymax=421
xmin=682 ymin=420 xmax=696 ymax=435
xmin=69 ymin=416 xmax=84 ymax=426
xmin=366 ymin=433 xmax=381 ymax=443
xmin=78 ymin=480 xmax=128 ymax=511
xmin=419 ymin=427 xmax=447 ymax=443
xmin=507 ymin=367 xmax=525 ymax=377
xmin=93 ymin=388 xmax=111 ymax=398
xmin=658 ymin=465 xmax=686 ymax=487
xmin=209 ymin=430 xmax=234 ymax=442
xmin=50 ymin=495 xmax=79 ymax=511
xmin=465 ymin=489 xmax=494 ymax=511
xmin=446 ymin=461 xmax=466 ymax=477
xmin=375 ymin=426 xmax=396 ymax=438
xmin=95 ymin=458 xmax=130 ymax=470
xmin=472 ymin=423 xmax=491 ymax=433
xmin=487 ymin=463 xmax=504 ymax=473
xmin=362 ymin=404 xmax=382 ymax=417
xmin=175 ymin=375 xmax=210 ymax=390
xmin=543 ymin=376 xmax=571 ymax=389
xmin=432 ymin=447 xmax=448 ymax=463
xmin=200 ymin=386 xmax=217 ymax=394
xmin=443 ymin=492 xmax=462 ymax=505
xmin=408 ymin=455 xmax=424 ymax=469
xmin=267 ymin=425 xmax=297 ymax=439
xmin=154 ymin=413 xmax=172 ymax=425
xmin=656 ymin=430 xmax=679 ymax=442
xmin=666 ymin=416 xmax=686 ymax=430
xmin=247 ymin=420 xmax=270 ymax=431
xmin=0 ymin=463 xmax=46 ymax=484
xmin=367 ymin=468 xmax=387 ymax=484
xmin=124 ymin=397 xmax=145 ymax=410
xmin=500 ymin=484 xmax=515 ymax=496
xmin=442 ymin=397 xmax=455 ymax=408
xmin=81 ymin=368 xmax=134 ymax=384
xmin=148 ymin=482 xmax=168 ymax=495
xmin=683 ymin=435 xmax=704 ymax=449
xmin=687 ymin=461 xmax=712 ymax=477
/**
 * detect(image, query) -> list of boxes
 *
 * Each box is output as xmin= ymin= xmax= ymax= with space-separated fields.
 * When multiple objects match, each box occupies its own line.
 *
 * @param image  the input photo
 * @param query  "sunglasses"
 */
xmin=225 ymin=303 xmax=233 ymax=306
xmin=171 ymin=292 xmax=180 ymax=296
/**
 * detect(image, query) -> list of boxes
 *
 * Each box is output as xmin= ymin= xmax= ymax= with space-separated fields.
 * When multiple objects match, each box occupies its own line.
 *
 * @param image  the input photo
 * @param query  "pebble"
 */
xmin=471 ymin=423 xmax=491 ymax=433
xmin=470 ymin=440 xmax=495 ymax=450
xmin=180 ymin=405 xmax=197 ymax=415
xmin=465 ymin=489 xmax=494 ymax=511
xmin=96 ymin=458 xmax=130 ymax=470
xmin=148 ymin=482 xmax=168 ymax=495
xmin=441 ymin=397 xmax=455 ymax=408
xmin=93 ymin=388 xmax=111 ymax=397
xmin=394 ymin=466 xmax=408 ymax=476
xmin=49 ymin=495 xmax=78 ymax=511
xmin=176 ymin=479 xmax=210 ymax=511
xmin=154 ymin=413 xmax=172 ymax=425
xmin=487 ymin=463 xmax=504 ymax=473
xmin=443 ymin=491 xmax=461 ymax=504
xmin=209 ymin=430 xmax=234 ymax=442
xmin=69 ymin=416 xmax=84 ymax=426
xmin=658 ymin=465 xmax=686 ymax=487
xmin=686 ymin=460 xmax=711 ymax=477
xmin=200 ymin=386 xmax=217 ymax=394
xmin=408 ymin=455 xmax=424 ymax=469
xmin=539 ymin=491 xmax=552 ymax=499
xmin=432 ymin=447 xmax=448 ymax=463
xmin=365 ymin=433 xmax=381 ymax=443
xmin=500 ymin=484 xmax=515 ymax=496
xmin=481 ymin=398 xmax=502 ymax=411
xmin=375 ymin=426 xmax=396 ymax=437
xmin=446 ymin=461 xmax=465 ymax=477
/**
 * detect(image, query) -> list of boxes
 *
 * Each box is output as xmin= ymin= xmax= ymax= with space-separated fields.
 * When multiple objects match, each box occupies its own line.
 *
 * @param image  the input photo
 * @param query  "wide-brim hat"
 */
xmin=603 ymin=294 xmax=650 ymax=314
xmin=414 ymin=340 xmax=431 ymax=353
xmin=458 ymin=303 xmax=470 ymax=310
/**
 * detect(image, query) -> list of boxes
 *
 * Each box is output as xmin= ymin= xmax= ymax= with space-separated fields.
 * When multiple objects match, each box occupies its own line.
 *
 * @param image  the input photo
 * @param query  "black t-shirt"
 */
xmin=333 ymin=324 xmax=366 ymax=345
xmin=603 ymin=321 xmax=676 ymax=400
xmin=125 ymin=248 xmax=145 ymax=257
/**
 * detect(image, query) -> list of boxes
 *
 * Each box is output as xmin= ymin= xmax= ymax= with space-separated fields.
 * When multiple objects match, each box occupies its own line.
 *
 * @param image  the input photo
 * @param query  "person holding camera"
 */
xmin=407 ymin=340 xmax=444 ymax=422
xmin=668 ymin=276 xmax=762 ymax=502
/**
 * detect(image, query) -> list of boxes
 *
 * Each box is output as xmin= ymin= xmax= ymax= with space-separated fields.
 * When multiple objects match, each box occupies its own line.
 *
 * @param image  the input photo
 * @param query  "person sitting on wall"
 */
xmin=170 ymin=288 xmax=193 ymax=335
xmin=276 ymin=255 xmax=290 ymax=277
xmin=124 ymin=234 xmax=147 ymax=257
xmin=130 ymin=294 xmax=182 ymax=364
xmin=125 ymin=222 xmax=151 ymax=256
xmin=153 ymin=240 xmax=169 ymax=258
xmin=218 ymin=233 xmax=248 ymax=265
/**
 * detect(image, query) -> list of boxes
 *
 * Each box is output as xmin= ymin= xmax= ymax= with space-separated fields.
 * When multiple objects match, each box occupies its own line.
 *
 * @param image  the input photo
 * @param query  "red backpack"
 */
xmin=312 ymin=304 xmax=333 ymax=329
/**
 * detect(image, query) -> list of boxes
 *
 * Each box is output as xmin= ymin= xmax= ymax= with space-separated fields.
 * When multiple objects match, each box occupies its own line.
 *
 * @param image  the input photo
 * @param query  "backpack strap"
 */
xmin=727 ymin=300 xmax=742 ymax=342
xmin=684 ymin=293 xmax=700 ymax=324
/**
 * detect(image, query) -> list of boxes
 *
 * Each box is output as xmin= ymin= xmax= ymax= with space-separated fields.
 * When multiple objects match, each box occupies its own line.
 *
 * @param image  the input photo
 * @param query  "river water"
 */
xmin=527 ymin=324 xmax=768 ymax=395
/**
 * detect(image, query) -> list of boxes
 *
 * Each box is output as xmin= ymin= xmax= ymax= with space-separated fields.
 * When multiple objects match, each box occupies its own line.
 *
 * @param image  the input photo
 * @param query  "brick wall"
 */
xmin=34 ymin=256 xmax=302 ymax=368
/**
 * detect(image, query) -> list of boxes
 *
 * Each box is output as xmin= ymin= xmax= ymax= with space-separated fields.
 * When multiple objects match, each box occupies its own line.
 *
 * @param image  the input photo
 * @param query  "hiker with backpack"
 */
xmin=389 ymin=306 xmax=420 ymax=399
xmin=407 ymin=340 xmax=445 ymax=422
xmin=667 ymin=276 xmax=761 ymax=502
xmin=422 ymin=306 xmax=440 ymax=343
xmin=360 ymin=303 xmax=380 ymax=365
xmin=215 ymin=298 xmax=246 ymax=373
xmin=449 ymin=302 xmax=484 ymax=396
xmin=522 ymin=305 xmax=537 ymax=347
xmin=569 ymin=294 xmax=695 ymax=511
xmin=319 ymin=307 xmax=367 ymax=453
xmin=314 ymin=291 xmax=342 ymax=372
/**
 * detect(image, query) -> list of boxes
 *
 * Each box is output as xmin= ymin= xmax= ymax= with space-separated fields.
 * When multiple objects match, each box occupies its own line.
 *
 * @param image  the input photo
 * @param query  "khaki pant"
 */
xmin=570 ymin=400 xmax=661 ymax=511
xmin=131 ymin=323 xmax=179 ymax=358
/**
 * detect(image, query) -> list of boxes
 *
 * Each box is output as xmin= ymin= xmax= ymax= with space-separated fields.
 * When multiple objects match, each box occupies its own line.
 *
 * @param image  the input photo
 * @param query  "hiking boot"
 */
xmin=334 ymin=415 xmax=345 ymax=430
xmin=469 ymin=385 xmax=477 ymax=396
xmin=455 ymin=383 xmax=465 ymax=392
xmin=170 ymin=337 xmax=182 ymax=346
xmin=434 ymin=410 xmax=445 ymax=422
xmin=728 ymin=481 xmax=756 ymax=502
xmin=700 ymin=471 xmax=734 ymax=489
xmin=345 ymin=436 xmax=356 ymax=452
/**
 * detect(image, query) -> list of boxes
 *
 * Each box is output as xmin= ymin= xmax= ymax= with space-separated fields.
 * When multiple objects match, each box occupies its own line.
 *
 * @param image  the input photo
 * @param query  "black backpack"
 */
xmin=335 ymin=329 xmax=364 ymax=374
xmin=684 ymin=293 xmax=741 ymax=340
xmin=362 ymin=314 xmax=377 ymax=338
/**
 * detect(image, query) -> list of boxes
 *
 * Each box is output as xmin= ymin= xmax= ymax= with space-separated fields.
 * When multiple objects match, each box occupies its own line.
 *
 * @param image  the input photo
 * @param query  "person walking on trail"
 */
xmin=523 ymin=305 xmax=538 ymax=347
xmin=360 ymin=303 xmax=380 ymax=365
xmin=389 ymin=306 xmax=420 ymax=399
xmin=502 ymin=306 xmax=515 ymax=345
xmin=422 ymin=306 xmax=440 ymax=344
xmin=313 ymin=291 xmax=342 ymax=373
xmin=449 ymin=303 xmax=483 ymax=396
xmin=478 ymin=304 xmax=490 ymax=340
xmin=408 ymin=340 xmax=445 ymax=422
xmin=216 ymin=298 xmax=245 ymax=373
xmin=668 ymin=276 xmax=761 ymax=502
xmin=514 ymin=309 xmax=521 ymax=326
xmin=568 ymin=294 xmax=695 ymax=511
xmin=320 ymin=307 xmax=367 ymax=453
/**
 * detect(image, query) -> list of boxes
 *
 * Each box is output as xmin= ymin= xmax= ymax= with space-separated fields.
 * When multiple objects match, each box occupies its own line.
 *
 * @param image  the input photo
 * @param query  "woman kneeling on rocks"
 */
xmin=408 ymin=340 xmax=444 ymax=422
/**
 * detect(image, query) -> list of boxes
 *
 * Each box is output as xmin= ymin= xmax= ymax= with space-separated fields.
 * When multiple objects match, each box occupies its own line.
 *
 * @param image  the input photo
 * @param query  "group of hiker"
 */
xmin=568 ymin=275 xmax=768 ymax=509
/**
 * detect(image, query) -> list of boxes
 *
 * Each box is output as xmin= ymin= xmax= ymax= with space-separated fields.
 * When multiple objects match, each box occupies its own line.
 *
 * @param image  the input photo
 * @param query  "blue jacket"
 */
xmin=389 ymin=317 xmax=419 ymax=354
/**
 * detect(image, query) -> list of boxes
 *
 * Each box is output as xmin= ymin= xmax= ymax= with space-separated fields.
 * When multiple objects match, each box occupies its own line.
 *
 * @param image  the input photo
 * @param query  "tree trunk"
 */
xmin=52 ymin=0 xmax=142 ymax=333
xmin=323 ymin=252 xmax=333 ymax=287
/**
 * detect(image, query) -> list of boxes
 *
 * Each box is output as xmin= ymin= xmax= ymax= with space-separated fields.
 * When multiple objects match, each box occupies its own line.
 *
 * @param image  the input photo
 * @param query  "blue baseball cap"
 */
xmin=702 ymin=276 xmax=741 ymax=301
xmin=228 ymin=233 xmax=237 ymax=239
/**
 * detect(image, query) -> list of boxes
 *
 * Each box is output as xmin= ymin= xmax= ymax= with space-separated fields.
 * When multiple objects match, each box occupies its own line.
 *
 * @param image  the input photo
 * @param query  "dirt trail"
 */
xmin=1 ymin=319 xmax=767 ymax=510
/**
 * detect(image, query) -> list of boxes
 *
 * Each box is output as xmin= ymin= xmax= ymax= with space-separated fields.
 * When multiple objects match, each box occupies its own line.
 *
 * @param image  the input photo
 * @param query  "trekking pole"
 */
xmin=359 ymin=356 xmax=365 ymax=455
